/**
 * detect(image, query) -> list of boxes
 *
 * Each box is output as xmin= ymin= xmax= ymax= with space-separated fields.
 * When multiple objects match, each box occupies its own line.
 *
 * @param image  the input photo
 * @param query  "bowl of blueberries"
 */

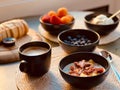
xmin=58 ymin=29 xmax=100 ymax=53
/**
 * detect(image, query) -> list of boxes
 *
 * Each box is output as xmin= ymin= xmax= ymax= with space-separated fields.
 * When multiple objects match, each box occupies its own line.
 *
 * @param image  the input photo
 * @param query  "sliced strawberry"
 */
xmin=50 ymin=15 xmax=62 ymax=25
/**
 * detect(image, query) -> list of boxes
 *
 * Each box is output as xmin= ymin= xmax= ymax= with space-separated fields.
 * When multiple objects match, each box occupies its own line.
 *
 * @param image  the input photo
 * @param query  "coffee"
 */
xmin=19 ymin=41 xmax=51 ymax=77
xmin=22 ymin=46 xmax=48 ymax=56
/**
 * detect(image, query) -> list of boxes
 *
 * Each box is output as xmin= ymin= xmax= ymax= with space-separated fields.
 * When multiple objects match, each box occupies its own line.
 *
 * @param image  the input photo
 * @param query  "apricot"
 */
xmin=66 ymin=15 xmax=74 ymax=21
xmin=57 ymin=7 xmax=68 ymax=17
xmin=61 ymin=15 xmax=73 ymax=24
xmin=48 ymin=10 xmax=57 ymax=16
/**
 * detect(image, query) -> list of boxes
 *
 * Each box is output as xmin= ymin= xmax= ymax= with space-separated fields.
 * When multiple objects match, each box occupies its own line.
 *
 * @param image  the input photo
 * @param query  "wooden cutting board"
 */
xmin=0 ymin=29 xmax=42 ymax=64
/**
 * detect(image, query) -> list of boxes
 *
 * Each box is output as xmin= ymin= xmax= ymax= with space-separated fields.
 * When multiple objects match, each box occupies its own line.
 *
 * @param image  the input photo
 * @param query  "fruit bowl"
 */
xmin=39 ymin=7 xmax=75 ymax=36
xmin=39 ymin=18 xmax=74 ymax=36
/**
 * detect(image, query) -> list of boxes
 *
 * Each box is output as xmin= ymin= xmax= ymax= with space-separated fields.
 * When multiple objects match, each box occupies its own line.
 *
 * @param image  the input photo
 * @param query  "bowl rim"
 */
xmin=39 ymin=15 xmax=75 ymax=25
xmin=84 ymin=13 xmax=119 ymax=25
xmin=58 ymin=29 xmax=100 ymax=47
xmin=59 ymin=52 xmax=110 ymax=78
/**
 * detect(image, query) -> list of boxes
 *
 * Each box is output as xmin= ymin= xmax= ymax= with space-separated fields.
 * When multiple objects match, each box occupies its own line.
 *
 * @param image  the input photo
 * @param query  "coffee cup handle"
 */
xmin=19 ymin=60 xmax=29 ymax=73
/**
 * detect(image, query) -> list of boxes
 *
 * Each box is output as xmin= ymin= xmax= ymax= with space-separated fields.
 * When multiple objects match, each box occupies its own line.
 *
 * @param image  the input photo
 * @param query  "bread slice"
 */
xmin=0 ymin=24 xmax=8 ymax=39
xmin=11 ymin=20 xmax=23 ymax=38
xmin=1 ymin=24 xmax=12 ymax=38
xmin=18 ymin=20 xmax=26 ymax=36
xmin=11 ymin=19 xmax=29 ymax=38
xmin=20 ymin=19 xmax=29 ymax=35
xmin=3 ymin=21 xmax=19 ymax=38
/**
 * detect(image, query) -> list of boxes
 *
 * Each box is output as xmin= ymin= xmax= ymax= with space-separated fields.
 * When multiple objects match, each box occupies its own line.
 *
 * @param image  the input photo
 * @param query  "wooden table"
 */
xmin=0 ymin=11 xmax=120 ymax=90
xmin=0 ymin=47 xmax=120 ymax=90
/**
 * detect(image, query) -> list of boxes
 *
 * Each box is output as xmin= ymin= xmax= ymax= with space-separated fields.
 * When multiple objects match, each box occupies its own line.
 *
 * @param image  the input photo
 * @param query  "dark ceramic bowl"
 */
xmin=58 ymin=29 xmax=100 ymax=54
xmin=39 ymin=16 xmax=74 ymax=36
xmin=84 ymin=13 xmax=119 ymax=36
xmin=59 ymin=52 xmax=110 ymax=89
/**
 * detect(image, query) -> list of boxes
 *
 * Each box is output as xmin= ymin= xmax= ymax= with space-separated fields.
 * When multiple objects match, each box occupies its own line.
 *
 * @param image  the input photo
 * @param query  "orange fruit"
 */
xmin=57 ymin=7 xmax=68 ymax=17
xmin=66 ymin=15 xmax=74 ymax=21
xmin=61 ymin=15 xmax=73 ymax=24
xmin=48 ymin=10 xmax=57 ymax=16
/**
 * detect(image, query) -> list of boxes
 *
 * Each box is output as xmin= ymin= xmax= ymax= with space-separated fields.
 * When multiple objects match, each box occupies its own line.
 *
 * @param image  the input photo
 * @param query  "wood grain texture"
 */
xmin=16 ymin=46 xmax=120 ymax=90
xmin=0 ymin=29 xmax=42 ymax=64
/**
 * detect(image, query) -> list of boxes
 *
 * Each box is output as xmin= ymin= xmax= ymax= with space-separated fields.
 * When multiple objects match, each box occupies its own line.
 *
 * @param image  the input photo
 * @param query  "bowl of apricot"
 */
xmin=59 ymin=52 xmax=110 ymax=89
xmin=39 ymin=7 xmax=75 ymax=36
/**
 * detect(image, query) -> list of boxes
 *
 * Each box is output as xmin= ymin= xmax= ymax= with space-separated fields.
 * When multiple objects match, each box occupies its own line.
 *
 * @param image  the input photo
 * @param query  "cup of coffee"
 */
xmin=19 ymin=41 xmax=51 ymax=77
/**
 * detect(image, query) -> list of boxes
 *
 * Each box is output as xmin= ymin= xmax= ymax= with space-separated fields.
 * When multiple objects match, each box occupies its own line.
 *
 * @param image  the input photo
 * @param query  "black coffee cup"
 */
xmin=19 ymin=41 xmax=51 ymax=77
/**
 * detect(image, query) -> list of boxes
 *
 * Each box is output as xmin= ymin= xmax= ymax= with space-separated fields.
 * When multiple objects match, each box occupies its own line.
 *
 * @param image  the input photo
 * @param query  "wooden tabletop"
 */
xmin=0 ymin=46 xmax=120 ymax=90
xmin=0 ymin=11 xmax=120 ymax=90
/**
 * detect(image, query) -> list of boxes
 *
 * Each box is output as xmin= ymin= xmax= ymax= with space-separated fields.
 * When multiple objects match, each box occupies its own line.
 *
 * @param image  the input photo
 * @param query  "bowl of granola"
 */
xmin=59 ymin=52 xmax=110 ymax=89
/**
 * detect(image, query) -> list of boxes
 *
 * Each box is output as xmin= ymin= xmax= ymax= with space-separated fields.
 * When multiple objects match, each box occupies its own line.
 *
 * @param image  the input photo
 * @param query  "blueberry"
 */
xmin=68 ymin=36 xmax=72 ymax=39
xmin=84 ymin=43 xmax=88 ymax=45
xmin=64 ymin=40 xmax=71 ymax=44
xmin=87 ymin=40 xmax=91 ymax=43
xmin=76 ymin=35 xmax=81 ymax=38
xmin=64 ymin=40 xmax=68 ymax=43
xmin=65 ymin=35 xmax=92 ymax=46
xmin=73 ymin=38 xmax=77 ymax=41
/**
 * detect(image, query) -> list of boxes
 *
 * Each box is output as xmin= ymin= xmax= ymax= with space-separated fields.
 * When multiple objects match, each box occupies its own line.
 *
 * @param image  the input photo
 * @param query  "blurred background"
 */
xmin=0 ymin=0 xmax=120 ymax=22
